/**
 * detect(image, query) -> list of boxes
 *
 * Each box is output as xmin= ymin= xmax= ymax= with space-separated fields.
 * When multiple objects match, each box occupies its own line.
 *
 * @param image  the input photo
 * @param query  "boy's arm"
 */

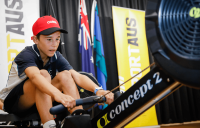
xmin=69 ymin=69 xmax=114 ymax=104
xmin=24 ymin=66 xmax=76 ymax=108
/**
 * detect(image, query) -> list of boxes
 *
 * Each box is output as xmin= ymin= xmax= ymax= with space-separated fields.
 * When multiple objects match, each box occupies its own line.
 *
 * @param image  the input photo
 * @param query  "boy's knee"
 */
xmin=57 ymin=70 xmax=73 ymax=82
xmin=40 ymin=70 xmax=51 ymax=82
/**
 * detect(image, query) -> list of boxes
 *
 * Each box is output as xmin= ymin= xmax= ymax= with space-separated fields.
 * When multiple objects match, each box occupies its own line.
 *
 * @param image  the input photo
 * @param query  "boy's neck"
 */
xmin=38 ymin=50 xmax=49 ymax=66
xmin=36 ymin=45 xmax=50 ymax=66
xmin=42 ymin=57 xmax=49 ymax=66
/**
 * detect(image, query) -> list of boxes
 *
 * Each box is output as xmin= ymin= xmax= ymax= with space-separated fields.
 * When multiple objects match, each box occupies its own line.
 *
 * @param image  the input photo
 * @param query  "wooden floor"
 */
xmin=0 ymin=123 xmax=200 ymax=128
xmin=161 ymin=124 xmax=200 ymax=128
xmin=161 ymin=121 xmax=200 ymax=128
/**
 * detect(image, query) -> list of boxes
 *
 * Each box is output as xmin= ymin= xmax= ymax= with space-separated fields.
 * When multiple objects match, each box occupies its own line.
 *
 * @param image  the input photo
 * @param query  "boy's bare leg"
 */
xmin=51 ymin=70 xmax=83 ymax=113
xmin=18 ymin=70 xmax=83 ymax=123
xmin=0 ymin=101 xmax=3 ymax=110
xmin=35 ymin=87 xmax=54 ymax=123
xmin=18 ymin=70 xmax=54 ymax=124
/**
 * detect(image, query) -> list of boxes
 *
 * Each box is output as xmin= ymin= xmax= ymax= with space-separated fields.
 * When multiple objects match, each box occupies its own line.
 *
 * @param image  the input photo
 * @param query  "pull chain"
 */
xmin=102 ymin=62 xmax=156 ymax=98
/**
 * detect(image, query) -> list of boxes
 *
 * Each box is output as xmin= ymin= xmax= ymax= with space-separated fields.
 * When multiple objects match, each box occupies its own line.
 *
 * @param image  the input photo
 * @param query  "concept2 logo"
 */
xmin=97 ymin=113 xmax=110 ymax=128
xmin=96 ymin=72 xmax=162 ymax=128
xmin=189 ymin=7 xmax=200 ymax=19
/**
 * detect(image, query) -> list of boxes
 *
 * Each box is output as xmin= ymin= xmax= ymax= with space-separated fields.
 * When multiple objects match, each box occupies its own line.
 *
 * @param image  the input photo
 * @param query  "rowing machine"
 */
xmin=50 ymin=66 xmax=181 ymax=128
xmin=0 ymin=0 xmax=200 ymax=127
xmin=49 ymin=0 xmax=200 ymax=127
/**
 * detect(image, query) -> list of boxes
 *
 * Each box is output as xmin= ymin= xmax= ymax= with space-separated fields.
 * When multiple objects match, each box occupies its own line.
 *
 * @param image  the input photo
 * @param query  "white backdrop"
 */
xmin=0 ymin=0 xmax=39 ymax=91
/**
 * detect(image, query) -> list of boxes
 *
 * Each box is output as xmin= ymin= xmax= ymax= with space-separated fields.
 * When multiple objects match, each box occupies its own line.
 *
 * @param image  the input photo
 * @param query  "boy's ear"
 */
xmin=32 ymin=36 xmax=39 ymax=44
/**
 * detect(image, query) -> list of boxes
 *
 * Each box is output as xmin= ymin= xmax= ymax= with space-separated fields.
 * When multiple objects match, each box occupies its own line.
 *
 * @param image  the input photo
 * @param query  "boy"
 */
xmin=0 ymin=16 xmax=114 ymax=128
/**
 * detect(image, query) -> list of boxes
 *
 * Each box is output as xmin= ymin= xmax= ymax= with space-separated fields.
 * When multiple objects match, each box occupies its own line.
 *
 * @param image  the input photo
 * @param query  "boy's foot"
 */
xmin=49 ymin=124 xmax=56 ymax=128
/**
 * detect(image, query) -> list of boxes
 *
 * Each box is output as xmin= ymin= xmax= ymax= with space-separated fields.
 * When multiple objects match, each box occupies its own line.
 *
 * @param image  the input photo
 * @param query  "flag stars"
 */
xmin=90 ymin=56 xmax=94 ymax=63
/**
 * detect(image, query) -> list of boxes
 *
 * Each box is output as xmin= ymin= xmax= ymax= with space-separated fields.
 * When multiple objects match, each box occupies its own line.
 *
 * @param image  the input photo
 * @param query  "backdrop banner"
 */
xmin=0 ymin=0 xmax=39 ymax=91
xmin=112 ymin=6 xmax=158 ymax=127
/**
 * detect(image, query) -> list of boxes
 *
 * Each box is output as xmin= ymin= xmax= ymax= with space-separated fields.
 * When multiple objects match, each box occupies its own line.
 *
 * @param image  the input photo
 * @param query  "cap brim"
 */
xmin=39 ymin=27 xmax=68 ymax=35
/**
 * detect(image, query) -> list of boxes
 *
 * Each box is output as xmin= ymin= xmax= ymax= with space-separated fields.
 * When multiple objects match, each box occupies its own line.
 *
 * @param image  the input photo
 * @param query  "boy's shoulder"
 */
xmin=15 ymin=45 xmax=37 ymax=60
xmin=54 ymin=51 xmax=64 ymax=60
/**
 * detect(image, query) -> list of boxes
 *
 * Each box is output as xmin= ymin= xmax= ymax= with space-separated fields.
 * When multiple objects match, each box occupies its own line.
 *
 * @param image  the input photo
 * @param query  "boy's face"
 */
xmin=35 ymin=31 xmax=61 ymax=58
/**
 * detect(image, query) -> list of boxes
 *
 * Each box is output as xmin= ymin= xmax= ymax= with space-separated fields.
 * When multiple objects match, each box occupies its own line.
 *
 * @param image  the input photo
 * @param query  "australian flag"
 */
xmin=78 ymin=0 xmax=95 ymax=77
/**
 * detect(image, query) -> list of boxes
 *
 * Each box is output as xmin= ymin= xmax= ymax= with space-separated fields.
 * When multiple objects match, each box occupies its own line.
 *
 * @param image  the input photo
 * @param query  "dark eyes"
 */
xmin=47 ymin=38 xmax=60 ymax=41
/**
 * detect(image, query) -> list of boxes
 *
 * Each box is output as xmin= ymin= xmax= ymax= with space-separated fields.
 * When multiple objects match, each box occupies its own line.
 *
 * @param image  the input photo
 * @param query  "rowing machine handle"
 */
xmin=50 ymin=96 xmax=106 ymax=115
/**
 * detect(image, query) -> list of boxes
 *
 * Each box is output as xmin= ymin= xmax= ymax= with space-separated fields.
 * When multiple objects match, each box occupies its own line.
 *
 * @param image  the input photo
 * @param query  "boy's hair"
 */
xmin=36 ymin=33 xmax=41 ymax=40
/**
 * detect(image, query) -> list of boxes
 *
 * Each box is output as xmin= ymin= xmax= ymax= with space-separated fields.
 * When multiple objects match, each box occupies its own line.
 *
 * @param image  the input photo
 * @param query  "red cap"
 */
xmin=32 ymin=15 xmax=67 ymax=39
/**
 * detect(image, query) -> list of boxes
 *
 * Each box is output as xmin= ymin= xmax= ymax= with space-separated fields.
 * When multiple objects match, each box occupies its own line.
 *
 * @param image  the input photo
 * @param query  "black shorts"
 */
xmin=4 ymin=79 xmax=38 ymax=117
